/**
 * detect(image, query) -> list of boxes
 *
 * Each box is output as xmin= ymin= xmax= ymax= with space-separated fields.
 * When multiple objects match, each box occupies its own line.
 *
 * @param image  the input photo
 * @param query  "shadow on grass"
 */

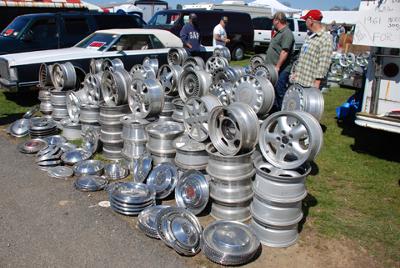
xmin=337 ymin=119 xmax=400 ymax=162
xmin=299 ymin=193 xmax=318 ymax=233
xmin=0 ymin=113 xmax=26 ymax=126
xmin=3 ymin=90 xmax=39 ymax=107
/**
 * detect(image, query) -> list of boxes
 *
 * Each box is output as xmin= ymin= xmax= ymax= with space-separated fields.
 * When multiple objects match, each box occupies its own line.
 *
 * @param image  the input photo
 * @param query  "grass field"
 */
xmin=0 ymin=80 xmax=399 ymax=266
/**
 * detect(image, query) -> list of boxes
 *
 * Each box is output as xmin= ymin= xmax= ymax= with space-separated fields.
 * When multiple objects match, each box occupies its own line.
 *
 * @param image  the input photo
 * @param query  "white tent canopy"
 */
xmin=248 ymin=0 xmax=301 ymax=14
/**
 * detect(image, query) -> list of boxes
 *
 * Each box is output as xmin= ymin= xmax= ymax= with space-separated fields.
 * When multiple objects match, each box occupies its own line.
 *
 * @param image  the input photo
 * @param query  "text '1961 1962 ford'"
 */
xmin=0 ymin=28 xmax=213 ymax=90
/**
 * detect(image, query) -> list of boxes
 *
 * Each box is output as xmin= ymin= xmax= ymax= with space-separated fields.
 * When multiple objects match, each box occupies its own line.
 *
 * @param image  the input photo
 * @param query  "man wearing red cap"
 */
xmin=292 ymin=10 xmax=333 ymax=89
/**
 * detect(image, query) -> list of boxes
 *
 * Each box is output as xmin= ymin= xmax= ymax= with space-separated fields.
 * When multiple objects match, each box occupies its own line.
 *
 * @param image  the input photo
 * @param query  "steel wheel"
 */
xmin=259 ymin=111 xmax=323 ymax=169
xmin=183 ymin=95 xmax=222 ymax=142
xmin=209 ymin=102 xmax=259 ymax=156
xmin=128 ymin=78 xmax=164 ymax=119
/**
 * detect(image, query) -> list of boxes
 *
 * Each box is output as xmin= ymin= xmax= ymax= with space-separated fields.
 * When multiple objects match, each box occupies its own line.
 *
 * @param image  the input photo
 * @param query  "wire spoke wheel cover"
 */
xmin=183 ymin=95 xmax=222 ymax=142
xmin=209 ymin=102 xmax=259 ymax=156
xmin=259 ymin=111 xmax=323 ymax=169
xmin=128 ymin=78 xmax=164 ymax=119
xmin=157 ymin=64 xmax=183 ymax=95
xmin=232 ymin=75 xmax=275 ymax=116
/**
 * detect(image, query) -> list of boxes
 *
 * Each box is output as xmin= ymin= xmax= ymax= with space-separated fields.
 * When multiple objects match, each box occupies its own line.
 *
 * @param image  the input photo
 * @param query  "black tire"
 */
xmin=231 ymin=44 xmax=245 ymax=61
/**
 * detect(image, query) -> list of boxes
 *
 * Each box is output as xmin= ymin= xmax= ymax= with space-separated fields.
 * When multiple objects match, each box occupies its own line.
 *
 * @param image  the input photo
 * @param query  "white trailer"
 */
xmin=353 ymin=0 xmax=400 ymax=134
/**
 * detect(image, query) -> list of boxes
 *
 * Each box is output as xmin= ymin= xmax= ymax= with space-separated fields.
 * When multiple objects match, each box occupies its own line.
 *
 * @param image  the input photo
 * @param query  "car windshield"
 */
xmin=75 ymin=33 xmax=118 ymax=51
xmin=1 ymin=17 xmax=31 ymax=38
xmin=148 ymin=12 xmax=180 ymax=28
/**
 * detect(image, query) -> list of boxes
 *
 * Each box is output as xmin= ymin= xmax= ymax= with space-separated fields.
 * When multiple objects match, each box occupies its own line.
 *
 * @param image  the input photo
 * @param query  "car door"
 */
xmin=20 ymin=17 xmax=59 ymax=51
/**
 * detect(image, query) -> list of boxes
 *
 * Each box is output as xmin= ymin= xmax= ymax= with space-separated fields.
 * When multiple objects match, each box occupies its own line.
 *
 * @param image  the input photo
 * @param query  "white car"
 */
xmin=0 ymin=28 xmax=213 ymax=90
xmin=252 ymin=17 xmax=308 ymax=53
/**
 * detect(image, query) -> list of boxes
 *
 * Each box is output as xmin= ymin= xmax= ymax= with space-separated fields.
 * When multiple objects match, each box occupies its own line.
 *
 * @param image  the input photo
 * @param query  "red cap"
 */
xmin=301 ymin=10 xmax=323 ymax=21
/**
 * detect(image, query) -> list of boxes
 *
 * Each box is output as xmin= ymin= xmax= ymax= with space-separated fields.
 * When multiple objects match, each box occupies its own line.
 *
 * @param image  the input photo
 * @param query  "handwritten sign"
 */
xmin=353 ymin=0 xmax=400 ymax=48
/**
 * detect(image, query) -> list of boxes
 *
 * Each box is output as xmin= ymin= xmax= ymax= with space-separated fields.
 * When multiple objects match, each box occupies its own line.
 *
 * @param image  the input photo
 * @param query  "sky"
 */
xmin=92 ymin=0 xmax=362 ymax=10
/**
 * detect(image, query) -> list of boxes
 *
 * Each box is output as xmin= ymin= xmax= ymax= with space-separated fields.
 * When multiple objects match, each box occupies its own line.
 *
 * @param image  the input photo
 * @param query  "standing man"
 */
xmin=265 ymin=12 xmax=294 ymax=110
xmin=330 ymin=20 xmax=339 ymax=51
xmin=213 ymin=16 xmax=230 ymax=47
xmin=293 ymin=10 xmax=333 ymax=89
xmin=180 ymin=13 xmax=201 ymax=55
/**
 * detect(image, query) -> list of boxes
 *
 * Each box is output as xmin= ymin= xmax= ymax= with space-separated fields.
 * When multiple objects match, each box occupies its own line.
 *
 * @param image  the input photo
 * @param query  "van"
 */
xmin=0 ymin=12 xmax=145 ymax=55
xmin=252 ymin=16 xmax=307 ymax=53
xmin=147 ymin=9 xmax=254 ymax=60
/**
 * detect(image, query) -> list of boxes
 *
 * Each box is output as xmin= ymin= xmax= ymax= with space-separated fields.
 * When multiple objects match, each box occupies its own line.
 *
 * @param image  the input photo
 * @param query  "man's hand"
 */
xmin=314 ymin=79 xmax=321 ymax=89
xmin=225 ymin=38 xmax=230 ymax=44
xmin=274 ymin=66 xmax=280 ymax=73
xmin=187 ymin=43 xmax=192 ymax=49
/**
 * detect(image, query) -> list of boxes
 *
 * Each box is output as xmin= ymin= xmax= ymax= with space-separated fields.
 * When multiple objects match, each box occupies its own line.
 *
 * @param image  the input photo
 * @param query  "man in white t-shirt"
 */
xmin=213 ymin=16 xmax=230 ymax=47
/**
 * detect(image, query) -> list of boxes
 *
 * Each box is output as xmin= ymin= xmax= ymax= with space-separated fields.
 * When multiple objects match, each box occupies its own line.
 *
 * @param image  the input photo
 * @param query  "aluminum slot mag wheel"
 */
xmin=253 ymin=63 xmax=278 ymax=86
xmin=250 ymin=54 xmax=267 ymax=69
xmin=89 ymin=58 xmax=103 ymax=74
xmin=178 ymin=69 xmax=212 ymax=101
xmin=259 ymin=111 xmax=323 ymax=169
xmin=51 ymin=62 xmax=77 ymax=90
xmin=205 ymin=56 xmax=229 ymax=74
xmin=282 ymin=84 xmax=325 ymax=121
xmin=182 ymin=56 xmax=205 ymax=70
xmin=210 ymin=82 xmax=233 ymax=106
xmin=183 ymin=95 xmax=222 ymax=142
xmin=232 ymin=75 xmax=275 ymax=116
xmin=209 ymin=102 xmax=259 ymax=156
xmin=84 ymin=73 xmax=103 ymax=105
xmin=157 ymin=64 xmax=183 ymax=95
xmin=213 ymin=46 xmax=231 ymax=61
xmin=128 ymin=78 xmax=164 ymax=119
xmin=175 ymin=170 xmax=209 ymax=215
xmin=101 ymin=58 xmax=124 ymax=72
xmin=101 ymin=70 xmax=130 ymax=106
xmin=167 ymin=47 xmax=189 ymax=66
xmin=66 ymin=91 xmax=81 ymax=123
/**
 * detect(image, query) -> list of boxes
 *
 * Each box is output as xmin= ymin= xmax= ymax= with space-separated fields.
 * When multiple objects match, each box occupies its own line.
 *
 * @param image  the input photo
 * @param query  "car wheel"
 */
xmin=232 ymin=45 xmax=244 ymax=61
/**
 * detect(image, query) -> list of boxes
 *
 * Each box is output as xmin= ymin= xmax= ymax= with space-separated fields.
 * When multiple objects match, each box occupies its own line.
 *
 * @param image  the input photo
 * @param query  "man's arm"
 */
xmin=314 ymin=35 xmax=333 ymax=88
xmin=275 ymin=31 xmax=294 ymax=72
xmin=180 ymin=26 xmax=192 ymax=48
xmin=275 ymin=50 xmax=289 ymax=72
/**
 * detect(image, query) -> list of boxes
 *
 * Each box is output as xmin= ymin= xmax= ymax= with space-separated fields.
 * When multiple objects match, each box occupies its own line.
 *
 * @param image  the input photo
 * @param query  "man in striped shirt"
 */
xmin=293 ymin=10 xmax=333 ymax=89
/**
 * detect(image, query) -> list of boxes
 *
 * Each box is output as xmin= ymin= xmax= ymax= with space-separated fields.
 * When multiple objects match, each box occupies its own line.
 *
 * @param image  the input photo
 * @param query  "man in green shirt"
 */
xmin=293 ymin=10 xmax=333 ymax=89
xmin=265 ymin=12 xmax=295 ymax=110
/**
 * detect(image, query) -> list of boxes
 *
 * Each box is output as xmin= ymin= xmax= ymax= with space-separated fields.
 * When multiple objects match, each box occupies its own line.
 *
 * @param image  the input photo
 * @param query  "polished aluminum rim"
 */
xmin=259 ymin=111 xmax=323 ymax=169
xmin=209 ymin=103 xmax=259 ymax=156
xmin=183 ymin=95 xmax=222 ymax=142
xmin=128 ymin=78 xmax=164 ymax=118
xmin=178 ymin=69 xmax=212 ymax=101
xmin=167 ymin=47 xmax=188 ymax=66
xmin=101 ymin=70 xmax=130 ymax=106
xmin=51 ymin=62 xmax=76 ymax=90
xmin=157 ymin=64 xmax=183 ymax=95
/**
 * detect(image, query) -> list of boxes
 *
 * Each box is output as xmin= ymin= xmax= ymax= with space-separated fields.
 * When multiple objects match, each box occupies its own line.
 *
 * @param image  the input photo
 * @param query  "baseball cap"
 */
xmin=301 ymin=10 xmax=323 ymax=21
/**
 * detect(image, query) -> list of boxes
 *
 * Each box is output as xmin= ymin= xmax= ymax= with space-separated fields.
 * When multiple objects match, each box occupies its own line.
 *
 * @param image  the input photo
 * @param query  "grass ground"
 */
xmin=0 ymin=76 xmax=399 ymax=266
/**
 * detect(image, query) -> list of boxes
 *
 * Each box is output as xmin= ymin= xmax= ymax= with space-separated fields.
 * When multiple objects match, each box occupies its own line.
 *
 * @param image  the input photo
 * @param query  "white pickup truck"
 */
xmin=252 ymin=17 xmax=308 ymax=53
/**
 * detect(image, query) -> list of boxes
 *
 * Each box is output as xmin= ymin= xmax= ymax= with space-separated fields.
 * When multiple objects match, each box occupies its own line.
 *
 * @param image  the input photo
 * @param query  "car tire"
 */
xmin=232 ymin=45 xmax=245 ymax=61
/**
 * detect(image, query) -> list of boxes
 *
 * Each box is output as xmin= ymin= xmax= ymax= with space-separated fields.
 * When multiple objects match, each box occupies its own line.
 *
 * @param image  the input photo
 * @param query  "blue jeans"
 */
xmin=274 ymin=70 xmax=290 ymax=110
